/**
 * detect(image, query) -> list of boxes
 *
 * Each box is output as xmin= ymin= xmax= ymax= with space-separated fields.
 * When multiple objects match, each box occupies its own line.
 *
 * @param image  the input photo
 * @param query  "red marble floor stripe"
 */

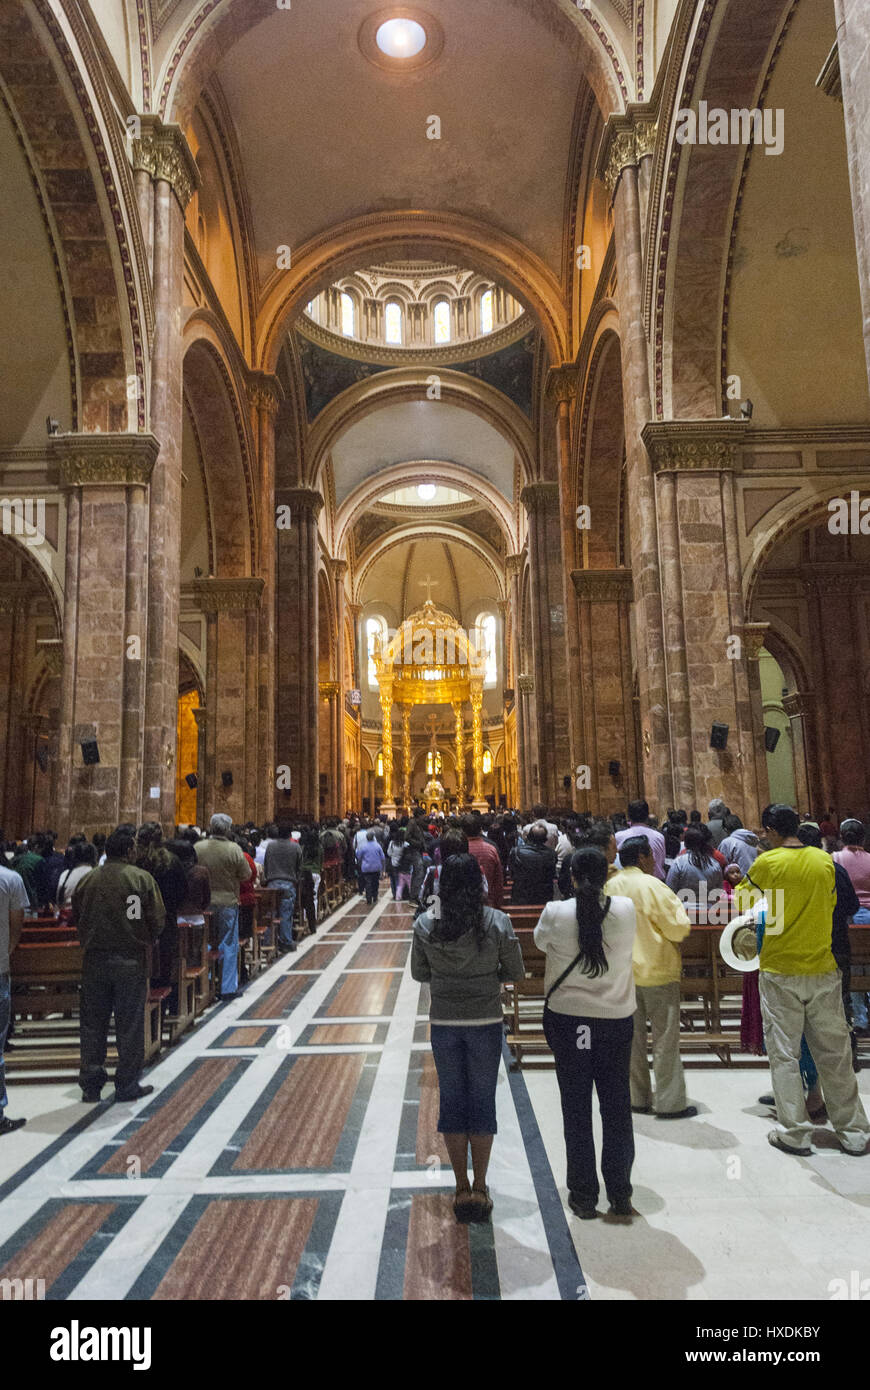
xmin=416 ymin=1051 xmax=449 ymax=1166
xmin=245 ymin=972 xmax=310 ymax=1019
xmin=308 ymin=1023 xmax=378 ymax=1044
xmin=99 ymin=1058 xmax=241 ymax=1175
xmin=152 ymin=1197 xmax=318 ymax=1301
xmin=351 ymin=941 xmax=410 ymax=969
xmin=403 ymin=1193 xmax=473 ymax=1300
xmin=221 ymin=1027 xmax=269 ymax=1047
xmin=233 ymin=1053 xmax=364 ymax=1169
xmin=293 ymin=944 xmax=343 ymax=969
xmin=326 ymin=971 xmax=398 ymax=1017
xmin=0 ymin=1203 xmax=116 ymax=1294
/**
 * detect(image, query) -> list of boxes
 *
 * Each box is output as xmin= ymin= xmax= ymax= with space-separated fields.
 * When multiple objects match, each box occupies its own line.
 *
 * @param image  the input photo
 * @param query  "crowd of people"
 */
xmin=1 ymin=797 xmax=868 ymax=1232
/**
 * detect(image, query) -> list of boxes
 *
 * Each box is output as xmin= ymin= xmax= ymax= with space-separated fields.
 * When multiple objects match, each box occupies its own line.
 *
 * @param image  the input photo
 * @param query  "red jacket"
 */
xmin=238 ymin=852 xmax=257 ymax=907
xmin=468 ymin=836 xmax=503 ymax=909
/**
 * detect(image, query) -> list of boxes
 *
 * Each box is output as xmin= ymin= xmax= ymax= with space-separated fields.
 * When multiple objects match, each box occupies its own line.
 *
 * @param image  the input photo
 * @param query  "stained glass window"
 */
xmin=426 ymin=751 xmax=443 ymax=776
xmin=433 ymin=299 xmax=451 ymax=343
xmin=482 ymin=749 xmax=493 ymax=775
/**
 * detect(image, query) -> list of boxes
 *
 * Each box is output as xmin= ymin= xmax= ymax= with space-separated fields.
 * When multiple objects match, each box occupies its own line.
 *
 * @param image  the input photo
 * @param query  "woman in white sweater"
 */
xmin=534 ymin=846 xmax=637 ymax=1222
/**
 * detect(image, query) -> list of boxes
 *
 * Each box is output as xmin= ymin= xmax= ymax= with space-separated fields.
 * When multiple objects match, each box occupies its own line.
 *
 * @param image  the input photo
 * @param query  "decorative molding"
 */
xmin=319 ymin=680 xmax=341 ymax=700
xmin=596 ymin=105 xmax=658 ymax=202
xmin=246 ymin=371 xmax=283 ymax=417
xmin=736 ymin=622 xmax=769 ymax=661
xmin=517 ymin=674 xmax=534 ymax=694
xmin=642 ymin=420 xmax=748 ymax=473
xmin=282 ymin=487 xmax=325 ymax=518
xmin=545 ymin=363 xmax=579 ymax=407
xmin=505 ymin=553 xmax=525 ymax=578
xmin=296 ymin=300 xmax=532 ymax=368
xmin=131 ymin=115 xmax=200 ymax=209
xmin=52 ymin=432 xmax=159 ymax=486
xmin=520 ymin=481 xmax=560 ymax=512
xmin=571 ymin=568 xmax=634 ymax=602
xmin=192 ymin=576 xmax=264 ymax=612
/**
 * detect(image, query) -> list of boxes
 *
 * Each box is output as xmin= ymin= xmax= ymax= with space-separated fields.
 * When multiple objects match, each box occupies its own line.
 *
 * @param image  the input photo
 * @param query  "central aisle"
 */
xmin=0 ymin=889 xmax=585 ymax=1301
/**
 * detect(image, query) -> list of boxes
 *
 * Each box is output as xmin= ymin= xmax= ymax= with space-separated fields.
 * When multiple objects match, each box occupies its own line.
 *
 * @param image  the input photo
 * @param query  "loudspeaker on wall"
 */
xmin=185 ymin=772 xmax=198 ymax=789
xmin=81 ymin=738 xmax=100 ymax=765
xmin=764 ymin=726 xmax=781 ymax=752
xmin=221 ymin=770 xmax=233 ymax=788
xmin=709 ymin=722 xmax=729 ymax=751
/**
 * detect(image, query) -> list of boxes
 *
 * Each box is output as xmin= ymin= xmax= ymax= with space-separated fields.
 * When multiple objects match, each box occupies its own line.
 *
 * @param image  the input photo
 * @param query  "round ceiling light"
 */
xmin=376 ymin=17 xmax=427 ymax=58
xmin=417 ymin=483 xmax=437 ymax=501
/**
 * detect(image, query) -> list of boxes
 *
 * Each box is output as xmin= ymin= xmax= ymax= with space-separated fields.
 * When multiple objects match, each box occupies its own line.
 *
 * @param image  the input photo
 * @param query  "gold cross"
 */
xmin=419 ymin=573 xmax=438 ymax=604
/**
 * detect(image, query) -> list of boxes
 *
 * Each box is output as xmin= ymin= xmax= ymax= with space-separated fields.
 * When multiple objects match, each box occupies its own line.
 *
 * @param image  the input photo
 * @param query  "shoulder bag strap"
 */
xmin=545 ymin=896 xmax=610 ymax=1005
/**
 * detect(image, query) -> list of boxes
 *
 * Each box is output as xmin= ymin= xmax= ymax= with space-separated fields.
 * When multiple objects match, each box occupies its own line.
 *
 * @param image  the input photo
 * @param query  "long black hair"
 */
xmin=569 ymin=847 xmax=610 ymax=978
xmin=684 ymin=824 xmax=714 ymax=870
xmin=432 ymin=852 xmax=485 ymax=947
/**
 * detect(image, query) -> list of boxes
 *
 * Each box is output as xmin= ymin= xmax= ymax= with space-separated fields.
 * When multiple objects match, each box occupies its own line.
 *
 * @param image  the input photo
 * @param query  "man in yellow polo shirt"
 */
xmin=610 ymin=836 xmax=694 ymax=1119
xmin=736 ymin=804 xmax=870 ymax=1157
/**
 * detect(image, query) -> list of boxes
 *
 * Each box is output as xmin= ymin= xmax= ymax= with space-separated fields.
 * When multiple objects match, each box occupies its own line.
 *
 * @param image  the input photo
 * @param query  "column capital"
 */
xmin=52 ymin=432 xmax=160 ymax=486
xmin=642 ymin=420 xmax=749 ymax=474
xmin=596 ymin=104 xmax=659 ymax=202
xmin=520 ymin=481 xmax=560 ymax=513
xmin=783 ymin=690 xmax=815 ymax=718
xmin=736 ymin=621 xmax=769 ymax=660
xmin=36 ymin=638 xmax=64 ymax=676
xmin=319 ymin=680 xmax=341 ymax=701
xmin=192 ymin=706 xmax=208 ymax=730
xmin=246 ymin=371 xmax=284 ymax=416
xmin=279 ymin=486 xmax=324 ymax=517
xmin=505 ymin=552 xmax=525 ymax=577
xmin=570 ymin=568 xmax=634 ymax=602
xmin=545 ymin=364 xmax=579 ymax=407
xmin=192 ymin=576 xmax=265 ymax=613
xmin=130 ymin=115 xmax=200 ymax=210
xmin=328 ymin=557 xmax=349 ymax=582
xmin=517 ymin=674 xmax=535 ymax=694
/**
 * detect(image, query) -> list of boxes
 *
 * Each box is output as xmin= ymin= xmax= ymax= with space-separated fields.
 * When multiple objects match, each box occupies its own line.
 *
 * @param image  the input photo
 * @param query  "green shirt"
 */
xmin=736 ymin=845 xmax=836 ymax=976
xmin=71 ymin=859 xmax=166 ymax=961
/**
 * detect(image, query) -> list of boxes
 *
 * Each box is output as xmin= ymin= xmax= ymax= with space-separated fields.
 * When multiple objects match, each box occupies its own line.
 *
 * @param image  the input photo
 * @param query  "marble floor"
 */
xmin=1 ymin=888 xmax=868 ymax=1301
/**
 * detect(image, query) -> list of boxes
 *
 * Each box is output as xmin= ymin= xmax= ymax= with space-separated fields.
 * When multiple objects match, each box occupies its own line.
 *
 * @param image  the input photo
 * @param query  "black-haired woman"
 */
xmin=411 ymin=853 xmax=524 ymax=1224
xmin=535 ymin=847 xmax=637 ymax=1221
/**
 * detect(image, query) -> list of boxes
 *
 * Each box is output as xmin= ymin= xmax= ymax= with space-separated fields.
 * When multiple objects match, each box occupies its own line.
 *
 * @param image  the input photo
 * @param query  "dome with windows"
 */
xmin=299 ymin=261 xmax=528 ymax=360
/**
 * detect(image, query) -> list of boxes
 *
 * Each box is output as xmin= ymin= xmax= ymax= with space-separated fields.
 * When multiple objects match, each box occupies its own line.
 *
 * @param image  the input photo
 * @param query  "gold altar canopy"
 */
xmin=373 ymin=598 xmax=489 ymax=814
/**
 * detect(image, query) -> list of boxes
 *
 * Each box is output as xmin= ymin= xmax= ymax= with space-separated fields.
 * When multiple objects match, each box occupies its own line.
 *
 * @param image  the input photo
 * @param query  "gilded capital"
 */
xmin=192 ymin=576 xmax=265 ymax=613
xmin=546 ymin=364 xmax=579 ymax=408
xmin=53 ymin=432 xmax=160 ymax=486
xmin=282 ymin=487 xmax=325 ymax=518
xmin=505 ymin=553 xmax=525 ymax=578
xmin=247 ymin=372 xmax=283 ymax=417
xmin=642 ymin=421 xmax=748 ymax=474
xmin=319 ymin=680 xmax=341 ymax=700
xmin=596 ymin=105 xmax=659 ymax=202
xmin=130 ymin=115 xmax=200 ymax=210
xmin=736 ymin=622 xmax=769 ymax=661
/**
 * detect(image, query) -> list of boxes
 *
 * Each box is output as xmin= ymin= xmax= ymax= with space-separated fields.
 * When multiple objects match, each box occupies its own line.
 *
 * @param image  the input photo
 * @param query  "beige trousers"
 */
xmin=759 ymin=969 xmax=870 ymax=1153
xmin=630 ymin=981 xmax=687 ymax=1115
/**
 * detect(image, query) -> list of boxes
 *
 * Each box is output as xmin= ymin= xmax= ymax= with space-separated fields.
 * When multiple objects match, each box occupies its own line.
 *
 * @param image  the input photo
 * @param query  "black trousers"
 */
xmin=543 ymin=1006 xmax=635 ymax=1207
xmin=363 ymin=871 xmax=380 ymax=904
xmin=79 ymin=950 xmax=147 ymax=1096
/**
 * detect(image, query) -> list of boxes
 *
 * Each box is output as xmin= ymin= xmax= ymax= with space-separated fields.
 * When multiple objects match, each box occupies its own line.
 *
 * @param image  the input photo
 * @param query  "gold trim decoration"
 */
xmin=130 ymin=115 xmax=200 ymax=210
xmin=319 ymin=681 xmax=341 ymax=700
xmin=596 ymin=105 xmax=659 ymax=203
xmin=545 ymin=364 xmax=579 ymax=407
xmin=246 ymin=372 xmax=283 ymax=417
xmin=571 ymin=568 xmax=634 ymax=602
xmin=192 ymin=576 xmax=265 ymax=613
xmin=736 ymin=622 xmax=769 ymax=661
xmin=53 ymin=432 xmax=160 ymax=486
xmin=642 ymin=420 xmax=748 ymax=473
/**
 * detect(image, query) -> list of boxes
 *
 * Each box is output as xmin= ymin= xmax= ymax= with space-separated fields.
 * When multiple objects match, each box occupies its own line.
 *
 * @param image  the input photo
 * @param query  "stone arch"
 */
xmin=354 ymin=524 xmax=506 ymax=607
xmin=576 ymin=327 xmax=625 ymax=569
xmin=655 ymin=0 xmax=795 ymax=419
xmin=0 ymin=1 xmax=144 ymax=433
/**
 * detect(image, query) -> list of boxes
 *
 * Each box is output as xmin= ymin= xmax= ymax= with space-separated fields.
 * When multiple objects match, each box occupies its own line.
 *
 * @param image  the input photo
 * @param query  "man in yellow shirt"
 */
xmin=609 ymin=836 xmax=694 ymax=1119
xmin=736 ymin=805 xmax=870 ymax=1157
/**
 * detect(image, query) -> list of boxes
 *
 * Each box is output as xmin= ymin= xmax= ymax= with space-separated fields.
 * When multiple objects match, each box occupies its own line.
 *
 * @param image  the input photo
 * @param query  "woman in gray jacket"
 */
xmin=411 ymin=853 xmax=523 ymax=1224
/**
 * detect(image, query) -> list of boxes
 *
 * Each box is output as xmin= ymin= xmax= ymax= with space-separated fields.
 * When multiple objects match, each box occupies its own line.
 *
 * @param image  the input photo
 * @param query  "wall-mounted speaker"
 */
xmin=185 ymin=772 xmax=198 ymax=789
xmin=710 ymin=722 xmax=729 ymax=751
xmin=562 ymin=774 xmax=572 ymax=789
xmin=81 ymin=738 xmax=100 ymax=765
xmin=35 ymin=745 xmax=48 ymax=773
xmin=764 ymin=726 xmax=781 ymax=752
xmin=221 ymin=769 xmax=233 ymax=788
xmin=608 ymin=760 xmax=620 ymax=777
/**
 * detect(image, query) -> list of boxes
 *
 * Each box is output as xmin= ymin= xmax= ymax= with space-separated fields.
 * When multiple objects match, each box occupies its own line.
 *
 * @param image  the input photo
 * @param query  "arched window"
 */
xmin=376 ymin=752 xmax=384 ymax=779
xmin=475 ymin=612 xmax=497 ymax=687
xmin=480 ymin=288 xmax=494 ymax=335
xmin=426 ymin=751 xmax=443 ymax=776
xmin=366 ymin=616 xmax=387 ymax=689
xmin=385 ymin=301 xmax=402 ymax=345
xmin=340 ymin=291 xmax=355 ymax=337
xmin=433 ymin=299 xmax=451 ymax=344
xmin=482 ymin=748 xmax=493 ymax=775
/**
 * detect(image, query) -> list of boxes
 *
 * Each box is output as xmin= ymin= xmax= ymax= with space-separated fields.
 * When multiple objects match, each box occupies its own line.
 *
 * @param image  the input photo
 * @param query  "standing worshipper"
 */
xmin=462 ymin=812 xmax=504 ymax=908
xmin=508 ymin=822 xmax=556 ymax=905
xmin=610 ymin=837 xmax=695 ymax=1119
xmin=71 ymin=826 xmax=165 ymax=1102
xmin=194 ymin=814 xmax=250 ymax=1000
xmin=356 ymin=830 xmax=386 ymax=905
xmin=706 ymin=799 xmax=730 ymax=847
xmin=736 ymin=805 xmax=870 ymax=1156
xmin=614 ymin=802 xmax=666 ymax=881
xmin=411 ymin=854 xmax=523 ymax=1223
xmin=718 ymin=817 xmax=760 ymax=876
xmin=535 ymin=848 xmax=637 ymax=1220
xmin=833 ymin=818 xmax=870 ymax=1033
xmin=666 ymin=824 xmax=724 ymax=902
xmin=0 ymin=859 xmax=29 ymax=1134
xmin=299 ymin=825 xmax=323 ymax=934
xmin=264 ymin=824 xmax=302 ymax=953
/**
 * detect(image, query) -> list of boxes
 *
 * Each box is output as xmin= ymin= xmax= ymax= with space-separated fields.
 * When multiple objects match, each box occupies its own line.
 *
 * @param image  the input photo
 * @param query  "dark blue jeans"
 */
xmin=0 ymin=973 xmax=10 ymax=1113
xmin=429 ymin=1022 xmax=503 ymax=1134
xmin=543 ymin=1006 xmax=634 ymax=1207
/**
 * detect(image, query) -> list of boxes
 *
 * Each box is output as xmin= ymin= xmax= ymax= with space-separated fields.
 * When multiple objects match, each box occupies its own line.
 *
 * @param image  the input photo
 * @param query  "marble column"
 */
xmin=402 ymin=704 xmax=412 ymax=808
xmin=520 ymin=482 xmax=568 ymax=804
xmin=642 ymin=420 xmax=767 ymax=821
xmin=329 ymin=558 xmax=349 ymax=814
xmin=248 ymin=372 xmax=283 ymax=822
xmin=0 ymin=585 xmax=32 ymax=836
xmin=783 ymin=691 xmax=815 ymax=814
xmin=547 ymin=365 xmax=584 ymax=809
xmin=192 ymin=706 xmax=208 ymax=826
xmin=599 ymin=116 xmax=670 ymax=811
xmin=517 ymin=674 xmax=535 ymax=807
xmin=276 ymin=487 xmax=323 ymax=816
xmin=505 ymin=554 xmax=526 ymax=805
xmin=835 ymin=1 xmax=870 ymax=389
xmin=379 ymin=680 xmax=396 ymax=816
xmin=570 ymin=568 xmax=638 ymax=811
xmin=452 ymin=699 xmax=466 ymax=806
xmin=193 ymin=576 xmax=265 ymax=825
xmin=470 ymin=683 xmax=487 ymax=811
xmin=132 ymin=119 xmax=199 ymax=832
xmin=52 ymin=434 xmax=159 ymax=839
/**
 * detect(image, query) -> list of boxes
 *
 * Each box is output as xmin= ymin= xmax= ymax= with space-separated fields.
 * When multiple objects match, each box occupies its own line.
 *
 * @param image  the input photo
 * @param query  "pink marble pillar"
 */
xmin=248 ymin=373 xmax=283 ymax=822
xmin=276 ymin=487 xmax=323 ymax=816
xmin=547 ymin=366 xmax=584 ymax=808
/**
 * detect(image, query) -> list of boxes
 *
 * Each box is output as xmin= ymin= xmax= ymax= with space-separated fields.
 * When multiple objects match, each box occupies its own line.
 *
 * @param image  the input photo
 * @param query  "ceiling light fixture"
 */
xmin=376 ymin=16 xmax=427 ymax=57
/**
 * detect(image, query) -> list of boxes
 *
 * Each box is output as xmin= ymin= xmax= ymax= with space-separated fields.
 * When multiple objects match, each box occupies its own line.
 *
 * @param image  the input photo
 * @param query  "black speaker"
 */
xmin=710 ymin=722 xmax=729 ymax=751
xmin=35 ymin=744 xmax=48 ymax=773
xmin=764 ymin=726 xmax=781 ymax=752
xmin=185 ymin=772 xmax=198 ymax=789
xmin=221 ymin=769 xmax=233 ymax=788
xmin=81 ymin=738 xmax=100 ymax=765
xmin=563 ymin=775 xmax=572 ymax=789
xmin=608 ymin=760 xmax=620 ymax=777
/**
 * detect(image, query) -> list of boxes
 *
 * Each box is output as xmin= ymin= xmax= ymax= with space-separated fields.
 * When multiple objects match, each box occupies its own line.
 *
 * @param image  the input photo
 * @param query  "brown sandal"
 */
xmin=453 ymin=1188 xmax=476 ymax=1223
xmin=469 ymin=1185 xmax=494 ymax=1223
